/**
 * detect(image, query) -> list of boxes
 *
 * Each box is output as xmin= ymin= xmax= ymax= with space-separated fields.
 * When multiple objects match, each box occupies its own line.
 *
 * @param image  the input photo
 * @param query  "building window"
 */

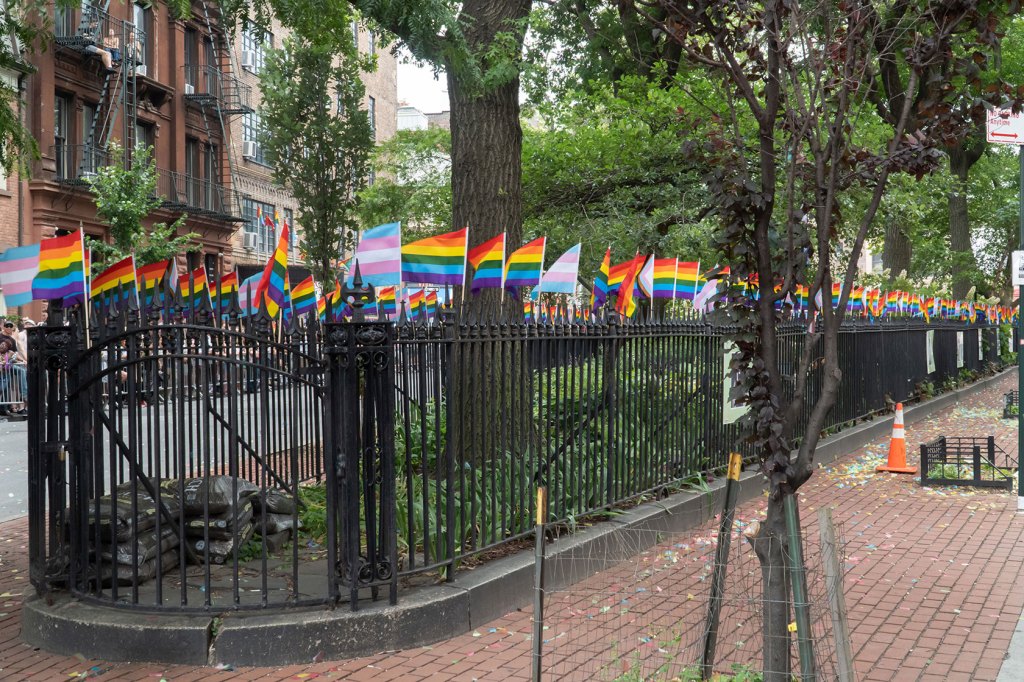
xmin=242 ymin=112 xmax=269 ymax=165
xmin=185 ymin=137 xmax=199 ymax=206
xmin=204 ymin=252 xmax=218 ymax=282
xmin=350 ymin=19 xmax=358 ymax=47
xmin=241 ymin=25 xmax=272 ymax=73
xmin=367 ymin=29 xmax=375 ymax=56
xmin=184 ymin=28 xmax=198 ymax=89
xmin=204 ymin=143 xmax=219 ymax=210
xmin=54 ymin=93 xmax=70 ymax=179
xmin=243 ymin=198 xmax=276 ymax=254
xmin=54 ymin=4 xmax=74 ymax=37
xmin=132 ymin=3 xmax=150 ymax=67
xmin=871 ymin=253 xmax=883 ymax=273
xmin=134 ymin=121 xmax=153 ymax=152
xmin=368 ymin=95 xmax=376 ymax=141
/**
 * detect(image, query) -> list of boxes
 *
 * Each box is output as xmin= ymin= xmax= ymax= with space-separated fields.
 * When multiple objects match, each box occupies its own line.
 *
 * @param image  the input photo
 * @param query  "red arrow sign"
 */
xmin=992 ymin=131 xmax=1019 ymax=138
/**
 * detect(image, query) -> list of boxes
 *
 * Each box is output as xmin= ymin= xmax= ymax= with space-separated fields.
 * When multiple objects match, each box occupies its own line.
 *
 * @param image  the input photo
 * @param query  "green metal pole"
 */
xmin=785 ymin=494 xmax=816 ymax=681
xmin=1018 ymin=145 xmax=1023 ymax=511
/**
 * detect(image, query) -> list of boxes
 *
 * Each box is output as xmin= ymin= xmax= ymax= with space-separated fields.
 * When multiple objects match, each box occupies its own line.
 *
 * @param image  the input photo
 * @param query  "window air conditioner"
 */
xmin=183 ymin=82 xmax=194 ymax=95
xmin=241 ymin=50 xmax=256 ymax=71
xmin=135 ymin=63 xmax=147 ymax=77
xmin=243 ymin=232 xmax=258 ymax=250
xmin=242 ymin=140 xmax=259 ymax=159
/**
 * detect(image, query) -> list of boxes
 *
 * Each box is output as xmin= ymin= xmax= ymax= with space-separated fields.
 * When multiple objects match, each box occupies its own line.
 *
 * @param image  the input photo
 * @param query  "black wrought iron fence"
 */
xmin=920 ymin=436 xmax=1016 ymax=489
xmin=27 ymin=286 xmax=1006 ymax=614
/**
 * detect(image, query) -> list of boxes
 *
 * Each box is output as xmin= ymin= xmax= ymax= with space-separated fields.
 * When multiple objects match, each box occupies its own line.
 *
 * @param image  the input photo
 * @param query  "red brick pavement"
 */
xmin=0 ymin=374 xmax=1021 ymax=681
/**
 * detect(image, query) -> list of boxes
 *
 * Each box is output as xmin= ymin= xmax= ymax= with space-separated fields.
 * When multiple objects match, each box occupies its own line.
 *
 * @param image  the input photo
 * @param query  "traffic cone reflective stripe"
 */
xmin=876 ymin=402 xmax=917 ymax=474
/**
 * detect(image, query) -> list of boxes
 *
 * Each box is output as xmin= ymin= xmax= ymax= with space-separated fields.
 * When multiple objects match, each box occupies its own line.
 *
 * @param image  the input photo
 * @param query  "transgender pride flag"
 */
xmin=0 ymin=244 xmax=41 ymax=307
xmin=348 ymin=222 xmax=402 ymax=287
xmin=536 ymin=243 xmax=580 ymax=295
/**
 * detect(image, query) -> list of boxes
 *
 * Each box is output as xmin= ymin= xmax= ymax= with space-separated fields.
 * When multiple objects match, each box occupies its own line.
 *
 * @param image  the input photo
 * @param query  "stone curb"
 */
xmin=21 ymin=368 xmax=1013 ymax=666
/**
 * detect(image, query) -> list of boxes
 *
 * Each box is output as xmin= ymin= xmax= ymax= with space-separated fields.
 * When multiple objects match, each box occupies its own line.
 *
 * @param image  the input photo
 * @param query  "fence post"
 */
xmin=532 ymin=486 xmax=547 ymax=682
xmin=920 ymin=444 xmax=929 ymax=483
xmin=27 ymin=301 xmax=72 ymax=595
xmin=973 ymin=445 xmax=982 ymax=484
xmin=324 ymin=271 xmax=398 ymax=610
xmin=701 ymin=452 xmax=742 ymax=680
xmin=818 ymin=507 xmax=855 ymax=682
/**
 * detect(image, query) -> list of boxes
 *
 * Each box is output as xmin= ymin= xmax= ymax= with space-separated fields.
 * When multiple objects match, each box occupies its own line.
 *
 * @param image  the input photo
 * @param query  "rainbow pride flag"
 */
xmin=136 ymin=259 xmax=170 ymax=307
xmin=650 ymin=258 xmax=677 ymax=299
xmin=536 ymin=243 xmax=580 ymax=295
xmin=32 ymin=230 xmax=87 ymax=305
xmin=179 ymin=267 xmax=211 ymax=310
xmin=408 ymin=289 xmax=425 ymax=319
xmin=255 ymin=222 xmax=290 ymax=317
xmin=675 ymin=261 xmax=700 ymax=301
xmin=425 ymin=290 xmax=438 ymax=320
xmin=591 ymin=248 xmax=611 ymax=311
xmin=91 ymin=255 xmax=137 ymax=301
xmin=616 ymin=254 xmax=643 ymax=317
xmin=401 ymin=227 xmax=468 ymax=286
xmin=608 ymin=258 xmax=636 ymax=296
xmin=378 ymin=286 xmax=397 ymax=320
xmin=213 ymin=271 xmax=239 ymax=313
xmin=468 ymin=233 xmax=506 ymax=292
xmin=291 ymin=275 xmax=317 ymax=317
xmin=504 ymin=237 xmax=546 ymax=292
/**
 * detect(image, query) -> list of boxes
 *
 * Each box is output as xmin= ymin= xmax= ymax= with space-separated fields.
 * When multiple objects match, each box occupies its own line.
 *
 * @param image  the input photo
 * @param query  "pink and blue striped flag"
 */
xmin=347 ymin=221 xmax=402 ymax=287
xmin=536 ymin=243 xmax=580 ymax=295
xmin=0 ymin=244 xmax=40 ymax=307
xmin=238 ymin=273 xmax=262 ymax=316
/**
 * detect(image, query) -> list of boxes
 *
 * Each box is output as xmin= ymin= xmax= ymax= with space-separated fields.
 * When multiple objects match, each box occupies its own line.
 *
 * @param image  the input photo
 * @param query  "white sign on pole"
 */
xmin=1013 ymin=250 xmax=1024 ymax=286
xmin=987 ymin=107 xmax=1024 ymax=145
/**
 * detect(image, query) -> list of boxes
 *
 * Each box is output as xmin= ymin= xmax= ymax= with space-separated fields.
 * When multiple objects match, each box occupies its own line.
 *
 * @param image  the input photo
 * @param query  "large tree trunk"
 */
xmin=446 ymin=0 xmax=531 ymax=320
xmin=947 ymin=139 xmax=985 ymax=299
xmin=882 ymin=217 xmax=911 ymax=282
xmin=444 ymin=1 xmax=533 ymax=475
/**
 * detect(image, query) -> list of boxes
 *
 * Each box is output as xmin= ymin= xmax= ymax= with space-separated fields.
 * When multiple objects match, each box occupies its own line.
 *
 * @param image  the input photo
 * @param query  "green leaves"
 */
xmin=86 ymin=143 xmax=197 ymax=268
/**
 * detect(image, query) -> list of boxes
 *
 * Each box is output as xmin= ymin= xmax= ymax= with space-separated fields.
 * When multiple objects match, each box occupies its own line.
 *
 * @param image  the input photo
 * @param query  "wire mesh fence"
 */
xmin=534 ymin=506 xmax=851 ymax=681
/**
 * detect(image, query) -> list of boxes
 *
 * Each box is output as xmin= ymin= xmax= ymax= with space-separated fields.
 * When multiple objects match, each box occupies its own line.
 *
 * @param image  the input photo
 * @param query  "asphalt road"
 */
xmin=0 ymin=416 xmax=28 ymax=522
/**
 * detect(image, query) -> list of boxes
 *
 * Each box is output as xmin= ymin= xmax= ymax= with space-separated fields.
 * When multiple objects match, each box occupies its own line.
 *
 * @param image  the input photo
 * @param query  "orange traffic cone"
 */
xmin=876 ymin=402 xmax=917 ymax=474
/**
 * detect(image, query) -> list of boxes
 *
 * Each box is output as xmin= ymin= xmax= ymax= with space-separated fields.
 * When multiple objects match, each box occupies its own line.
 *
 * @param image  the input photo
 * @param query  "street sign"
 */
xmin=987 ymin=107 xmax=1024 ymax=144
xmin=1013 ymin=250 xmax=1024 ymax=285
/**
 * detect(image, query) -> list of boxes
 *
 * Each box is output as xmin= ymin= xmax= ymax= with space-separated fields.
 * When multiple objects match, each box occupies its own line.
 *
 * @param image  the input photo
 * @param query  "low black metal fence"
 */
xmin=919 ymin=436 xmax=1016 ymax=490
xmin=27 ymin=288 xmax=1006 ymax=614
xmin=1005 ymin=390 xmax=1019 ymax=419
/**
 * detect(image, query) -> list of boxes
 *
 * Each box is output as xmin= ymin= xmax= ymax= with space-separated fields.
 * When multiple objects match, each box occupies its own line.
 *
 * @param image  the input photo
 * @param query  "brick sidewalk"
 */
xmin=1 ymin=373 xmax=1021 ymax=681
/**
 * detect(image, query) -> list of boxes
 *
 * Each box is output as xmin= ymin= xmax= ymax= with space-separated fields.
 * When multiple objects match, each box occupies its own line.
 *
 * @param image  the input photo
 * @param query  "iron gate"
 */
xmin=28 ymin=288 xmax=398 ymax=612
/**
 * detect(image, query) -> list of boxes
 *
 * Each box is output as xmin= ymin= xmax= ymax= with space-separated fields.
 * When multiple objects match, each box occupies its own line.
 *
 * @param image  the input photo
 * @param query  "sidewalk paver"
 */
xmin=0 ymin=373 xmax=1020 ymax=680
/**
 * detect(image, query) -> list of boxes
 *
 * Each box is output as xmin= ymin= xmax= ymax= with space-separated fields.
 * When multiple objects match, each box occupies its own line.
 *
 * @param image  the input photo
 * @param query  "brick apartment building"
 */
xmin=0 ymin=0 xmax=396 ymax=311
